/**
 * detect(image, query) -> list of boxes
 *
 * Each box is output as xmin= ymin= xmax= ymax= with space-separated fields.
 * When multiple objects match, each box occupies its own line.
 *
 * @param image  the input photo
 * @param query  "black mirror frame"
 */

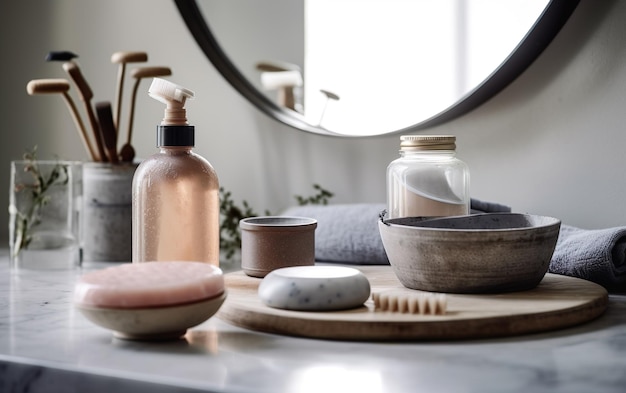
xmin=174 ymin=0 xmax=579 ymax=138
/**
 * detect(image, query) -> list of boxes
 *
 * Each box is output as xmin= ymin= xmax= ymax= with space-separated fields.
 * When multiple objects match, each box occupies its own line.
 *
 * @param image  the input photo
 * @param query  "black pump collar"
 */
xmin=156 ymin=125 xmax=194 ymax=147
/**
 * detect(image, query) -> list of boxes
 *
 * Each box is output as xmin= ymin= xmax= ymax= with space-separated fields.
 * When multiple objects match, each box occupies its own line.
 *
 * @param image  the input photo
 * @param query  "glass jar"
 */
xmin=386 ymin=135 xmax=470 ymax=219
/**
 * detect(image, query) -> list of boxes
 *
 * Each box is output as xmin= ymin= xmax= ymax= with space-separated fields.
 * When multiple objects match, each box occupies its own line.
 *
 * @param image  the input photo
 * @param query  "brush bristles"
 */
xmin=372 ymin=291 xmax=447 ymax=315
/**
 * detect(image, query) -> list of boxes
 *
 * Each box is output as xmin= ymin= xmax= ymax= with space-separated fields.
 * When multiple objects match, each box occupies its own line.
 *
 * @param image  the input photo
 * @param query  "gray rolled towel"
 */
xmin=281 ymin=199 xmax=510 ymax=265
xmin=282 ymin=202 xmax=626 ymax=292
xmin=282 ymin=203 xmax=388 ymax=264
xmin=550 ymin=225 xmax=626 ymax=292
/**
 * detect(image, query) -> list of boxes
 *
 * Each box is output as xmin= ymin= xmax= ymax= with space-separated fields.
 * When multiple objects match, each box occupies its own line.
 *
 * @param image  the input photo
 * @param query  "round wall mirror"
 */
xmin=175 ymin=0 xmax=579 ymax=137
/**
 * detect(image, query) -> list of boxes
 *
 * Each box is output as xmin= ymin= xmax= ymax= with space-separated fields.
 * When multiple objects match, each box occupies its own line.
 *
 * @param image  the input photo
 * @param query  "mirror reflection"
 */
xmin=197 ymin=0 xmax=548 ymax=136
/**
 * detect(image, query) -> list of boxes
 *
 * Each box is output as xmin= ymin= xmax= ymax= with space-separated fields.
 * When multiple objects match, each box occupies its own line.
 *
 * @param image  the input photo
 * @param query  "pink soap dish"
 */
xmin=74 ymin=261 xmax=226 ymax=340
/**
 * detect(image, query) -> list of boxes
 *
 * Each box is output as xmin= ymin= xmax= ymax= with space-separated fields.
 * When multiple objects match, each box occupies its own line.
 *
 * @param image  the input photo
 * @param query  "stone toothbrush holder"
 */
xmin=82 ymin=162 xmax=139 ymax=262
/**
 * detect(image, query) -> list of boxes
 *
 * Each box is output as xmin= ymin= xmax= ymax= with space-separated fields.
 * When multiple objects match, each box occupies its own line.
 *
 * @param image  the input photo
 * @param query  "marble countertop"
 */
xmin=2 ymin=252 xmax=626 ymax=393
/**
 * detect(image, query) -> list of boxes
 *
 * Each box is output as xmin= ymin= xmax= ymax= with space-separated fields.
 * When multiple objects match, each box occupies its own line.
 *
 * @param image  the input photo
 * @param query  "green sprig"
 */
xmin=294 ymin=184 xmax=334 ymax=206
xmin=10 ymin=146 xmax=69 ymax=258
xmin=219 ymin=187 xmax=270 ymax=260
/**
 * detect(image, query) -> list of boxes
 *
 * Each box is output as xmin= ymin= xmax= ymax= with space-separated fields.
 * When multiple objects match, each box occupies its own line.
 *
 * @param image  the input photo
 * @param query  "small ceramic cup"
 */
xmin=239 ymin=216 xmax=317 ymax=278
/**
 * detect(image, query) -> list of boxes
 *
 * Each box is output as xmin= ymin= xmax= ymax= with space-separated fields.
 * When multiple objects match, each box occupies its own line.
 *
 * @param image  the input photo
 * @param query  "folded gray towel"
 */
xmin=550 ymin=225 xmax=626 ymax=292
xmin=282 ymin=202 xmax=626 ymax=292
xmin=282 ymin=203 xmax=388 ymax=264
xmin=470 ymin=199 xmax=512 ymax=215
xmin=281 ymin=199 xmax=511 ymax=265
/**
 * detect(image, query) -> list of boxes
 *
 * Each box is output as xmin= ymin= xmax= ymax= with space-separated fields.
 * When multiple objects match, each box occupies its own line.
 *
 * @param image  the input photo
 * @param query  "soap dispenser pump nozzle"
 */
xmin=148 ymin=78 xmax=194 ymax=126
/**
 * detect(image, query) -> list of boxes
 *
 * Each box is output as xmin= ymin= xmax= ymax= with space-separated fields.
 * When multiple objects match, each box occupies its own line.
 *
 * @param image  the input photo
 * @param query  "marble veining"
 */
xmin=1 ymin=250 xmax=626 ymax=393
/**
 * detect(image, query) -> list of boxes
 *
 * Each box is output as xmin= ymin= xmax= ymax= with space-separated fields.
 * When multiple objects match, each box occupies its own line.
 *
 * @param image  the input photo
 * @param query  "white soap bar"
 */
xmin=258 ymin=266 xmax=371 ymax=311
xmin=74 ymin=261 xmax=224 ymax=309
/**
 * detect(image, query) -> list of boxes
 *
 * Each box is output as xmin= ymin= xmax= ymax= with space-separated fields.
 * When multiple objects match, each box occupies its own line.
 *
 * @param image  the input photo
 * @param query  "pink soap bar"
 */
xmin=74 ymin=262 xmax=224 ymax=308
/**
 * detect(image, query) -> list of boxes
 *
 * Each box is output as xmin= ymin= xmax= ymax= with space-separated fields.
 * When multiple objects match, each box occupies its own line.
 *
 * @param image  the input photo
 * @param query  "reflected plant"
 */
xmin=9 ymin=147 xmax=69 ymax=258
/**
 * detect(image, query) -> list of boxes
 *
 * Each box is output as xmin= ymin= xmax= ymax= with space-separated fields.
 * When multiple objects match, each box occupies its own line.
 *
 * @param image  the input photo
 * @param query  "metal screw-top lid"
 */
xmin=400 ymin=135 xmax=456 ymax=151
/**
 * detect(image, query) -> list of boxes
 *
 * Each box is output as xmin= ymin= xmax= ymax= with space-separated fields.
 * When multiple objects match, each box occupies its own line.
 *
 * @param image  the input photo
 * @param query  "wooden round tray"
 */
xmin=217 ymin=265 xmax=608 ymax=341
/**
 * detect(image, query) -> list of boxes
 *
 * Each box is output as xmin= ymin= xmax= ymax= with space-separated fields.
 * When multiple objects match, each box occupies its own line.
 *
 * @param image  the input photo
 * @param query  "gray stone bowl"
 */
xmin=378 ymin=213 xmax=561 ymax=293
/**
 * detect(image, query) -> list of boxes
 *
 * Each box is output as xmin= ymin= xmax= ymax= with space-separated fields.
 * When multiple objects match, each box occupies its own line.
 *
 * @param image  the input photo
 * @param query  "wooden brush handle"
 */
xmin=26 ymin=79 xmax=70 ymax=94
xmin=62 ymin=62 xmax=93 ymax=101
xmin=95 ymin=101 xmax=119 ymax=164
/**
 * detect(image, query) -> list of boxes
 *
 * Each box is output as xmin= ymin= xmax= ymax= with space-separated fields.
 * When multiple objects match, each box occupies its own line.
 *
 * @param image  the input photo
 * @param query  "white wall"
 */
xmin=1 ymin=0 xmax=625 ymax=244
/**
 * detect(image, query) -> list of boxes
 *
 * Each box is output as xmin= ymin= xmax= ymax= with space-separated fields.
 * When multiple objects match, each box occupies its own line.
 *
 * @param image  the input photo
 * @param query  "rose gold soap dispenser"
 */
xmin=132 ymin=78 xmax=220 ymax=266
